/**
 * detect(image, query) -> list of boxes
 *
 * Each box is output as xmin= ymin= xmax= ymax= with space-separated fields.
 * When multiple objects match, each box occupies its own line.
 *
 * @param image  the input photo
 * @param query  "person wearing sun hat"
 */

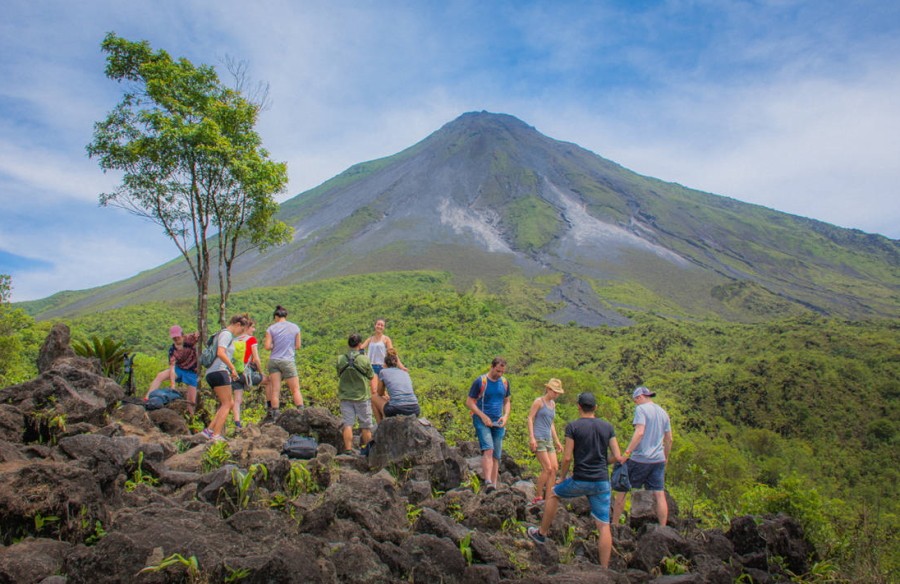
xmin=526 ymin=378 xmax=565 ymax=505
xmin=612 ymin=385 xmax=673 ymax=527
xmin=528 ymin=391 xmax=623 ymax=569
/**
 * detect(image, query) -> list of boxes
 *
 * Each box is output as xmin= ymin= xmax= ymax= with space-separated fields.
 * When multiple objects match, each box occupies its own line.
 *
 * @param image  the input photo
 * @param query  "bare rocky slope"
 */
xmin=0 ymin=325 xmax=816 ymax=583
xmin=24 ymin=112 xmax=899 ymax=325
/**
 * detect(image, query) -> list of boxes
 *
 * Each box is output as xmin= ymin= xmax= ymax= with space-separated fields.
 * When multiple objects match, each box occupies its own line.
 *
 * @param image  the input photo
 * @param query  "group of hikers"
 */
xmin=152 ymin=306 xmax=672 ymax=569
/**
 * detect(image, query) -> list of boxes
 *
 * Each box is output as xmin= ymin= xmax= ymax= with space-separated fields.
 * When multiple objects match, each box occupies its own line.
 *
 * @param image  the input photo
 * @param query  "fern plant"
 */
xmin=72 ymin=335 xmax=129 ymax=378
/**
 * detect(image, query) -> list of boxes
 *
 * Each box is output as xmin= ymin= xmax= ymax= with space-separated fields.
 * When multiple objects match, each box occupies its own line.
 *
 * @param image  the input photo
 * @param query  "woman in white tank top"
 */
xmin=360 ymin=319 xmax=406 ymax=421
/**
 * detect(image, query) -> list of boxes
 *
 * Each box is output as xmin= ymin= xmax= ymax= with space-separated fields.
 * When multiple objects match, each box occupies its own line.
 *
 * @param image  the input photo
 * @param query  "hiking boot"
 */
xmin=234 ymin=420 xmax=243 ymax=429
xmin=483 ymin=481 xmax=496 ymax=494
xmin=527 ymin=526 xmax=546 ymax=544
xmin=261 ymin=410 xmax=278 ymax=425
xmin=340 ymin=449 xmax=357 ymax=456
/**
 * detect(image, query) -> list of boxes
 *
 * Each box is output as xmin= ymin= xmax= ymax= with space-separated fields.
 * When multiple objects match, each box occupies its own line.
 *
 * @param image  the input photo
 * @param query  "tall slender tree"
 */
xmin=87 ymin=33 xmax=290 ymax=340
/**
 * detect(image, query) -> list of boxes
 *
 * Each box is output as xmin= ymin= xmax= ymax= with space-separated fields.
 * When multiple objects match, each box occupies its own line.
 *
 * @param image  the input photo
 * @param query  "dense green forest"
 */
xmin=4 ymin=271 xmax=898 ymax=581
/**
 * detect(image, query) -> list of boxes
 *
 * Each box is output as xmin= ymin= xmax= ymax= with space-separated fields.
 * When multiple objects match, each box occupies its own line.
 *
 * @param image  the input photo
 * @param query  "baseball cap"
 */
xmin=632 ymin=386 xmax=656 ymax=398
xmin=169 ymin=325 xmax=184 ymax=338
xmin=577 ymin=392 xmax=597 ymax=408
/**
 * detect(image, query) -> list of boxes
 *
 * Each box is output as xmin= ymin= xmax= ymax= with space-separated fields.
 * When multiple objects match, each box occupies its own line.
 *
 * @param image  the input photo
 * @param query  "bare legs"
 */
xmin=209 ymin=385 xmax=234 ymax=436
xmin=534 ymin=450 xmax=558 ymax=500
xmin=268 ymin=373 xmax=303 ymax=408
xmin=231 ymin=389 xmax=243 ymax=425
xmin=481 ymin=450 xmax=499 ymax=485
xmin=537 ymin=491 xmax=613 ymax=568
xmin=612 ymin=491 xmax=668 ymax=527
xmin=342 ymin=426 xmax=372 ymax=451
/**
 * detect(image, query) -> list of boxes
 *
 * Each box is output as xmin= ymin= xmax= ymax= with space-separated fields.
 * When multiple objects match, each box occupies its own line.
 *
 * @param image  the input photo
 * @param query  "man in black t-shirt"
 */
xmin=528 ymin=392 xmax=623 ymax=568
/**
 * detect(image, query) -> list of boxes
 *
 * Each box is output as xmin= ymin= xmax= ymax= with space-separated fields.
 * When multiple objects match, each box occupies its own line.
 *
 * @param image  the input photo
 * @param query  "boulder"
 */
xmin=0 ymin=404 xmax=24 ymax=442
xmin=628 ymin=525 xmax=699 ymax=573
xmin=36 ymin=323 xmax=78 ymax=374
xmin=728 ymin=514 xmax=815 ymax=576
xmin=147 ymin=408 xmax=189 ymax=435
xmin=276 ymin=407 xmax=343 ymax=450
xmin=332 ymin=541 xmax=393 ymax=584
xmin=628 ymin=490 xmax=678 ymax=530
xmin=401 ymin=533 xmax=467 ymax=583
xmin=0 ymin=537 xmax=72 ymax=584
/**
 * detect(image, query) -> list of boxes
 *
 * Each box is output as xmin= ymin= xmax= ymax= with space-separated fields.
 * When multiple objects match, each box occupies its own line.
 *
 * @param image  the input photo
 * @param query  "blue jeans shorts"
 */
xmin=472 ymin=416 xmax=505 ymax=460
xmin=626 ymin=460 xmax=666 ymax=491
xmin=174 ymin=366 xmax=198 ymax=388
xmin=553 ymin=477 xmax=612 ymax=523
xmin=372 ymin=364 xmax=383 ymax=376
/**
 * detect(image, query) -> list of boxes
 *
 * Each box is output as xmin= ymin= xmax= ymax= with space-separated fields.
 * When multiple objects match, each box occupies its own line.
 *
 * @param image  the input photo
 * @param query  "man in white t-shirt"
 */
xmin=612 ymin=386 xmax=673 ymax=526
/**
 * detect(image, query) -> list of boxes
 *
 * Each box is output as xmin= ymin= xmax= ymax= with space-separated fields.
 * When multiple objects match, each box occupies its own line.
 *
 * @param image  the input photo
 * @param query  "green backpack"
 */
xmin=232 ymin=338 xmax=247 ymax=373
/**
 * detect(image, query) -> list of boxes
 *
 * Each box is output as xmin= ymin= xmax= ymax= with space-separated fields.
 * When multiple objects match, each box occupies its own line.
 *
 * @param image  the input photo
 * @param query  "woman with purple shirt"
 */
xmin=263 ymin=305 xmax=303 ymax=422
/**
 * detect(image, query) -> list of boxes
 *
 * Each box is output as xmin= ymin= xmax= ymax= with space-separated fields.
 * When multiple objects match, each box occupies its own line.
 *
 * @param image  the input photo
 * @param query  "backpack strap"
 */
xmin=339 ymin=352 xmax=365 ymax=377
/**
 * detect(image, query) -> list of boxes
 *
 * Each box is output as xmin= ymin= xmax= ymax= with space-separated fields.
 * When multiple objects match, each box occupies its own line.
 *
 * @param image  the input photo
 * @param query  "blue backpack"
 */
xmin=144 ymin=388 xmax=183 ymax=411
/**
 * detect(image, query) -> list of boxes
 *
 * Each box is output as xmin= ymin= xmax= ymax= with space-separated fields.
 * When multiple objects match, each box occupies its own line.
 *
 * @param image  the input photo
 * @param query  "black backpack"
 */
xmin=338 ymin=351 xmax=366 ymax=377
xmin=282 ymin=435 xmax=318 ymax=459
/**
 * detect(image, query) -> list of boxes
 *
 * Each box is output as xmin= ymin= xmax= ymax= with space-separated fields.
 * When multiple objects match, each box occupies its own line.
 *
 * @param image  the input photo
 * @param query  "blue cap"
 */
xmin=632 ymin=386 xmax=656 ymax=398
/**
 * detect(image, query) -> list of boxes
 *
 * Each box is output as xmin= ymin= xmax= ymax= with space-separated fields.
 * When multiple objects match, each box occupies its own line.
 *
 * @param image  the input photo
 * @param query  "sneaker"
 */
xmin=340 ymin=449 xmax=357 ymax=456
xmin=530 ymin=496 xmax=544 ymax=506
xmin=200 ymin=428 xmax=214 ymax=440
xmin=527 ymin=526 xmax=546 ymax=544
xmin=483 ymin=481 xmax=496 ymax=494
xmin=210 ymin=433 xmax=226 ymax=442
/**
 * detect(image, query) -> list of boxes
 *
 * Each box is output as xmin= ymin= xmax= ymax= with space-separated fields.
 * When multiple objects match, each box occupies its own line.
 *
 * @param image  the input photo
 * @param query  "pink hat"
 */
xmin=169 ymin=325 xmax=184 ymax=338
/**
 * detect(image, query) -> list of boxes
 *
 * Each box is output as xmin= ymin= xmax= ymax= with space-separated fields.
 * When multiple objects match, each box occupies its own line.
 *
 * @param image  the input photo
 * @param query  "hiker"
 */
xmin=612 ymin=386 xmax=673 ymax=526
xmin=360 ymin=318 xmax=406 ymax=421
xmin=465 ymin=356 xmax=511 ymax=493
xmin=376 ymin=348 xmax=420 ymax=418
xmin=201 ymin=314 xmax=249 ymax=441
xmin=336 ymin=333 xmax=375 ymax=455
xmin=526 ymin=378 xmax=565 ymax=505
xmin=263 ymin=305 xmax=303 ymax=423
xmin=231 ymin=317 xmax=265 ymax=430
xmin=528 ymin=391 xmax=623 ymax=569
xmin=147 ymin=325 xmax=199 ymax=414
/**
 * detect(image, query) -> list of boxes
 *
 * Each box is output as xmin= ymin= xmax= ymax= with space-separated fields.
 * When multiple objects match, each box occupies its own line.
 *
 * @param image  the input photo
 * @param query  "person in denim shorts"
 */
xmin=466 ymin=357 xmax=511 ymax=493
xmin=528 ymin=391 xmax=623 ymax=569
xmin=613 ymin=386 xmax=673 ymax=526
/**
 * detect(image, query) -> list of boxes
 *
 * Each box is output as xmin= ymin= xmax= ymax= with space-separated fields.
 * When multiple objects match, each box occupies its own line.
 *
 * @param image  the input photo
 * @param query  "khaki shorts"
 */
xmin=267 ymin=358 xmax=298 ymax=379
xmin=340 ymin=400 xmax=373 ymax=430
xmin=535 ymin=438 xmax=555 ymax=452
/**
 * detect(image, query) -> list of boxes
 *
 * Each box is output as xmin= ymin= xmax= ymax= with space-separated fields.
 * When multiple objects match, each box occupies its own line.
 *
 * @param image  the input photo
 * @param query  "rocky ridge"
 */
xmin=0 ymin=325 xmax=816 ymax=583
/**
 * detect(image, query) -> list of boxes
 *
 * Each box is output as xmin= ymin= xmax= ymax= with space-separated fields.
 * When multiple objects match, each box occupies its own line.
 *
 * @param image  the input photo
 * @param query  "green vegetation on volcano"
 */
xmin=2 ymin=271 xmax=897 ymax=580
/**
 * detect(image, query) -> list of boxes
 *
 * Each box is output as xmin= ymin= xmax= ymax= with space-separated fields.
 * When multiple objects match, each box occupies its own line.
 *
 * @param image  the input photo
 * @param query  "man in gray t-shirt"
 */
xmin=612 ymin=386 xmax=673 ymax=526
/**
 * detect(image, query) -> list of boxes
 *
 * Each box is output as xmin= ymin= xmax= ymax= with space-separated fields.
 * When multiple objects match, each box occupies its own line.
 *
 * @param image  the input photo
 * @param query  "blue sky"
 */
xmin=2 ymin=1 xmax=899 ymax=302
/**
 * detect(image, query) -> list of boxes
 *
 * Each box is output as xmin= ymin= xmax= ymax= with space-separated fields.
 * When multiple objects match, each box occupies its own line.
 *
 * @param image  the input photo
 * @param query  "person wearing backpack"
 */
xmin=465 ymin=357 xmax=511 ymax=493
xmin=336 ymin=333 xmax=375 ymax=455
xmin=231 ymin=316 xmax=265 ymax=430
xmin=263 ymin=305 xmax=303 ymax=423
xmin=201 ymin=314 xmax=249 ymax=441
